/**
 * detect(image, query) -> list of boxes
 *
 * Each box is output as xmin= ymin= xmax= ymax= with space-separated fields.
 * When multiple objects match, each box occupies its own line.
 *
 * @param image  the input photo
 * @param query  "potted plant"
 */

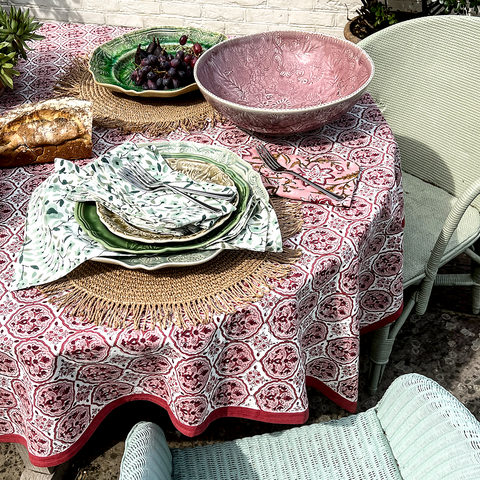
xmin=0 ymin=6 xmax=43 ymax=94
xmin=438 ymin=0 xmax=479 ymax=13
xmin=345 ymin=0 xmax=480 ymax=43
xmin=344 ymin=0 xmax=424 ymax=43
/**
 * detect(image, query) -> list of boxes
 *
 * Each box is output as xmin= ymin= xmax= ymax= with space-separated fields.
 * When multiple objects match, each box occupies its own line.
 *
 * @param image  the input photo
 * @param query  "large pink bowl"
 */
xmin=194 ymin=31 xmax=374 ymax=135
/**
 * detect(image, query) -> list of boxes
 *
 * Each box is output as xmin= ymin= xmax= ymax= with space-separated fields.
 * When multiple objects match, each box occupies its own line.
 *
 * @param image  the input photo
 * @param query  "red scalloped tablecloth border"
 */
xmin=1 ymin=304 xmax=402 ymax=469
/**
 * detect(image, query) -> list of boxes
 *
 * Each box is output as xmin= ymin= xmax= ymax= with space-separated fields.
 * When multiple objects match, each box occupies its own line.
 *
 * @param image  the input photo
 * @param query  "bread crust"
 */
xmin=0 ymin=98 xmax=93 ymax=168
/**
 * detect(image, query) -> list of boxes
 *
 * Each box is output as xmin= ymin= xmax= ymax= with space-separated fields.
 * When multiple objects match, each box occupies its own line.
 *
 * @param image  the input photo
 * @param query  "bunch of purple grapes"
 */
xmin=130 ymin=35 xmax=203 ymax=91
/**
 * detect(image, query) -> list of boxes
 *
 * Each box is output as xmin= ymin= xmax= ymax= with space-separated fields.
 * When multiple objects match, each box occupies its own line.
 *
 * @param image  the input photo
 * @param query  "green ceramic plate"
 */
xmin=88 ymin=26 xmax=227 ymax=98
xmin=92 ymin=249 xmax=222 ymax=270
xmin=95 ymin=157 xmax=238 ymax=244
xmin=75 ymin=141 xmax=268 ymax=254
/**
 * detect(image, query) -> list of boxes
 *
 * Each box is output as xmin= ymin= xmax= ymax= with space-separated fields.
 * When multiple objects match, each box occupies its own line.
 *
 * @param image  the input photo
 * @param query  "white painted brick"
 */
xmin=143 ymin=15 xmax=184 ymax=27
xmin=23 ymin=0 xmax=70 ymax=7
xmin=161 ymin=3 xmax=202 ymax=17
xmin=83 ymin=0 xmax=118 ymax=12
xmin=77 ymin=10 xmax=108 ymax=25
xmin=202 ymin=5 xmax=245 ymax=22
xmin=105 ymin=13 xmax=145 ymax=27
xmin=271 ymin=24 xmax=316 ymax=32
xmin=245 ymin=8 xmax=288 ymax=24
xmin=188 ymin=0 xmax=224 ymax=5
xmin=189 ymin=20 xmax=226 ymax=33
xmin=289 ymin=10 xmax=336 ymax=26
xmin=268 ymin=0 xmax=314 ymax=9
xmin=229 ymin=0 xmax=267 ymax=6
xmin=117 ymin=0 xmax=160 ymax=14
xmin=315 ymin=0 xmax=362 ymax=11
xmin=227 ymin=22 xmax=273 ymax=35
xmin=1 ymin=0 xmax=420 ymax=42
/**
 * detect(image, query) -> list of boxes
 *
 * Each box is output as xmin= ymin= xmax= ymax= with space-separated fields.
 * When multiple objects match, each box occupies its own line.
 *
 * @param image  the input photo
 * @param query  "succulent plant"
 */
xmin=0 ymin=6 xmax=44 ymax=60
xmin=0 ymin=6 xmax=43 ymax=89
xmin=0 ymin=41 xmax=19 ymax=89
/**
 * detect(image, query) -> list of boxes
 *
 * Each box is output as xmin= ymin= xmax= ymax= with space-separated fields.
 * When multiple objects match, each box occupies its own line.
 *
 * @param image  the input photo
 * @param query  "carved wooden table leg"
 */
xmin=16 ymin=444 xmax=71 ymax=480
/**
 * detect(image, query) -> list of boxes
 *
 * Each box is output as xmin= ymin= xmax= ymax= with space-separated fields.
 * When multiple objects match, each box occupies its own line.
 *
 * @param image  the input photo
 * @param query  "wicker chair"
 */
xmin=119 ymin=373 xmax=480 ymax=480
xmin=357 ymin=15 xmax=480 ymax=394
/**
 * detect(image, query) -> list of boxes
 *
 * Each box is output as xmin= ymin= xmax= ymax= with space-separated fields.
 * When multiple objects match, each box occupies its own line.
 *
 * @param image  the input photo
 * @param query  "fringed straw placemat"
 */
xmin=40 ymin=198 xmax=304 ymax=330
xmin=53 ymin=57 xmax=224 ymax=136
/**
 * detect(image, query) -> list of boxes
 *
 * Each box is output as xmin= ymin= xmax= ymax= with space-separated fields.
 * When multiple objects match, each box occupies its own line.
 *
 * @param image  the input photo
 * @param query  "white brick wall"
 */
xmin=1 ymin=0 xmax=423 ymax=37
xmin=0 ymin=0 xmax=374 ymax=38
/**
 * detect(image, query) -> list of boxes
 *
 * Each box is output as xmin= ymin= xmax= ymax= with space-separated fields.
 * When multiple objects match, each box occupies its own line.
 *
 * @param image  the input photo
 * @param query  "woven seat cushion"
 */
xmin=403 ymin=172 xmax=480 ymax=288
xmin=171 ymin=408 xmax=401 ymax=480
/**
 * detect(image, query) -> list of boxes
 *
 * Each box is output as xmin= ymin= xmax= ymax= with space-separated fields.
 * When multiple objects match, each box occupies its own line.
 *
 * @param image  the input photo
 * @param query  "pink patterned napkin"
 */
xmin=244 ymin=146 xmax=360 ymax=207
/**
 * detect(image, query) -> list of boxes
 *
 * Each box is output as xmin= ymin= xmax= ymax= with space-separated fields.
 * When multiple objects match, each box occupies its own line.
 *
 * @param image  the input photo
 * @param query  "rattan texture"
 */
xmin=119 ymin=374 xmax=480 ymax=480
xmin=119 ymin=422 xmax=172 ymax=480
xmin=170 ymin=409 xmax=401 ymax=480
xmin=377 ymin=374 xmax=480 ymax=480
xmin=54 ymin=57 xmax=223 ymax=136
xmin=40 ymin=198 xmax=303 ymax=330
xmin=359 ymin=15 xmax=480 ymax=394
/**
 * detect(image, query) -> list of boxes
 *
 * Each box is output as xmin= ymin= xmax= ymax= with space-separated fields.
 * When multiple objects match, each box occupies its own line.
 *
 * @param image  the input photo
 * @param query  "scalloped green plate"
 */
xmin=88 ymin=26 xmax=227 ymax=98
xmin=92 ymin=249 xmax=222 ymax=270
xmin=75 ymin=142 xmax=268 ymax=254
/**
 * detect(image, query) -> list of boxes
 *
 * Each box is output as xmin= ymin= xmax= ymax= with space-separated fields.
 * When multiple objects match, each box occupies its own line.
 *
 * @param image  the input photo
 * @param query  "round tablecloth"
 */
xmin=0 ymin=22 xmax=403 ymax=467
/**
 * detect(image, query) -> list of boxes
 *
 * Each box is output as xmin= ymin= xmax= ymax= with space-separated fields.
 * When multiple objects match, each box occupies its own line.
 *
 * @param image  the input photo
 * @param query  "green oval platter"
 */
xmin=88 ymin=26 xmax=227 ymax=98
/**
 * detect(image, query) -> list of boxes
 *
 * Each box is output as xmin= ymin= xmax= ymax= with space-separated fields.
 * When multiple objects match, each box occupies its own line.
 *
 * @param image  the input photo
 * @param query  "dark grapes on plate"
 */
xmin=130 ymin=35 xmax=205 ymax=91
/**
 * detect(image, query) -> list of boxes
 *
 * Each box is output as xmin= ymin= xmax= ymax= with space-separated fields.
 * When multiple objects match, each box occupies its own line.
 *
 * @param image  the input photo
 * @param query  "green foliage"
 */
xmin=0 ymin=6 xmax=43 ymax=88
xmin=0 ymin=41 xmax=19 ymax=89
xmin=437 ymin=0 xmax=480 ymax=14
xmin=355 ymin=0 xmax=399 ymax=36
xmin=369 ymin=2 xmax=399 ymax=26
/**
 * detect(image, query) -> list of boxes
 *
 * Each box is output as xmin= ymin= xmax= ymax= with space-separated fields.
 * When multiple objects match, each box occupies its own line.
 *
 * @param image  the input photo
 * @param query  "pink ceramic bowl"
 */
xmin=194 ymin=31 xmax=374 ymax=135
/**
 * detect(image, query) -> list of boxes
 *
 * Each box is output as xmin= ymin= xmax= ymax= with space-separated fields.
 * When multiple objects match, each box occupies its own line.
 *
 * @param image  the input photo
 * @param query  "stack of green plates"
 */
xmin=75 ymin=141 xmax=269 ymax=270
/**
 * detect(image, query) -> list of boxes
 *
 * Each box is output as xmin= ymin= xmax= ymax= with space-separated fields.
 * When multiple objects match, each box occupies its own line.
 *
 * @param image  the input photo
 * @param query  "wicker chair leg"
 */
xmin=368 ymin=295 xmax=417 ymax=395
xmin=368 ymin=324 xmax=393 ymax=395
xmin=470 ymin=243 xmax=480 ymax=315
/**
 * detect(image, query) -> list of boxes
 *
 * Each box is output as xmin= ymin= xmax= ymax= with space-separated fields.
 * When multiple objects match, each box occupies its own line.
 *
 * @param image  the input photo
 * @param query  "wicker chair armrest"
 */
xmin=414 ymin=176 xmax=480 ymax=314
xmin=119 ymin=421 xmax=173 ymax=480
xmin=376 ymin=373 xmax=480 ymax=480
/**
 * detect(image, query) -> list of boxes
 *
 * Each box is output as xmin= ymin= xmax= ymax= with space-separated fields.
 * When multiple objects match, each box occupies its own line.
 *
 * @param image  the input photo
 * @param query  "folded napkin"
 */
xmin=12 ymin=146 xmax=283 ymax=291
xmin=63 ymin=142 xmax=237 ymax=234
xmin=243 ymin=146 xmax=360 ymax=207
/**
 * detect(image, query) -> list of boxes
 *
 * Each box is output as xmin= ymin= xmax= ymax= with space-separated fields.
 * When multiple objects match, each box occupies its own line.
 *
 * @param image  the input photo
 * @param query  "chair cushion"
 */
xmin=403 ymin=172 xmax=480 ymax=287
xmin=171 ymin=408 xmax=402 ymax=480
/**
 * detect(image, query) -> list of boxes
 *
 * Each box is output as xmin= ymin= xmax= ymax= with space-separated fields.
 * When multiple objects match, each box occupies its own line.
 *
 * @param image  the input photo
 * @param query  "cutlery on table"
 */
xmin=256 ymin=144 xmax=345 ymax=202
xmin=124 ymin=163 xmax=237 ymax=200
xmin=117 ymin=166 xmax=224 ymax=214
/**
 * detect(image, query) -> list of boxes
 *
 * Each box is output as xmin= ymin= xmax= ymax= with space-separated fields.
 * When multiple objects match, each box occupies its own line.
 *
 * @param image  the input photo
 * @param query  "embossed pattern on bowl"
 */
xmin=194 ymin=31 xmax=374 ymax=134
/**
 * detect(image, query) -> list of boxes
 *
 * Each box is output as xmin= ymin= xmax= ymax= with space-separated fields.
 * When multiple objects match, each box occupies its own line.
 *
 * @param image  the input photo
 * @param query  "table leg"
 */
xmin=15 ymin=444 xmax=71 ymax=480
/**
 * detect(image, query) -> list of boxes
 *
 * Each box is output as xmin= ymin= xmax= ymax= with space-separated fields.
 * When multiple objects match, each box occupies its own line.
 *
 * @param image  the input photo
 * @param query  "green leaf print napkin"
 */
xmin=11 ymin=145 xmax=283 ymax=291
xmin=62 ymin=142 xmax=237 ymax=234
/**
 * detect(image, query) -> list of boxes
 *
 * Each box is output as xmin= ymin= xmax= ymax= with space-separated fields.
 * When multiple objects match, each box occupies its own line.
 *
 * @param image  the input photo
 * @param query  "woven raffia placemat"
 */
xmin=40 ymin=198 xmax=303 ymax=330
xmin=53 ymin=57 xmax=224 ymax=136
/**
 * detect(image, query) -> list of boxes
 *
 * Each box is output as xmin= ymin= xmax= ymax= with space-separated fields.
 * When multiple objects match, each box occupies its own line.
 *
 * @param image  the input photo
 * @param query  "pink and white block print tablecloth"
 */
xmin=0 ymin=23 xmax=403 ymax=467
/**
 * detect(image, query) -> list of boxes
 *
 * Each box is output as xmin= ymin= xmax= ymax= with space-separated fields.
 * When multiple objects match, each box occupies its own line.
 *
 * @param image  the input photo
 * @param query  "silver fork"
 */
xmin=256 ymin=144 xmax=345 ymax=202
xmin=119 ymin=167 xmax=235 ymax=201
xmin=120 ymin=163 xmax=236 ymax=200
xmin=128 ymin=163 xmax=236 ymax=201
xmin=118 ymin=165 xmax=224 ymax=214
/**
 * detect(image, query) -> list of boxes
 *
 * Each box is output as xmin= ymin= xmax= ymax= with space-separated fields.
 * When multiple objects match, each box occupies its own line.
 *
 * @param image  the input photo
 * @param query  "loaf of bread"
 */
xmin=0 ymin=97 xmax=93 ymax=168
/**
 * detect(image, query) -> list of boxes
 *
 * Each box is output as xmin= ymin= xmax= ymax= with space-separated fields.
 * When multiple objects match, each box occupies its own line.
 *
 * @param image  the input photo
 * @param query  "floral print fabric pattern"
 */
xmin=0 ymin=22 xmax=403 ymax=467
